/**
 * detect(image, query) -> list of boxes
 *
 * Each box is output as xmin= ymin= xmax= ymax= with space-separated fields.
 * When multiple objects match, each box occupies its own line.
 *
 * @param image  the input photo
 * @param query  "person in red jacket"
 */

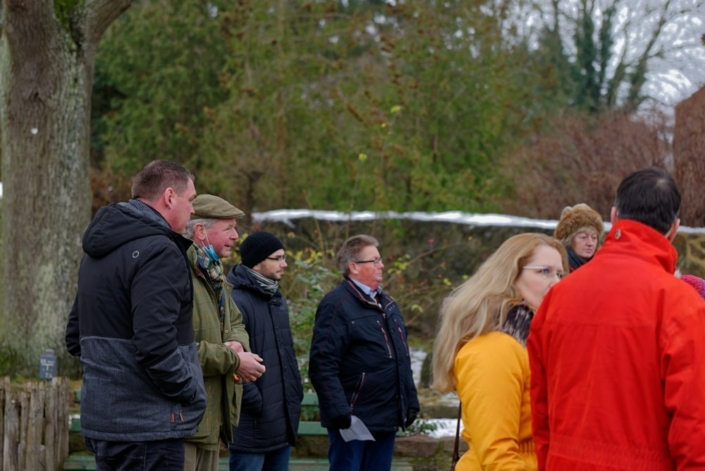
xmin=528 ymin=167 xmax=705 ymax=471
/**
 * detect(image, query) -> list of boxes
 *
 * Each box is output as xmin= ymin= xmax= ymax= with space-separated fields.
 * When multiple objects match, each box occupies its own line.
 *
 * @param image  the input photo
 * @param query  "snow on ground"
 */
xmin=426 ymin=418 xmax=463 ymax=438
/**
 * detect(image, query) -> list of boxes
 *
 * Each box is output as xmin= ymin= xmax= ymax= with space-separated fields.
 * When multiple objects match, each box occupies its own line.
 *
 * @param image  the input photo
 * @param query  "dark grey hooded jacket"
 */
xmin=65 ymin=201 xmax=206 ymax=441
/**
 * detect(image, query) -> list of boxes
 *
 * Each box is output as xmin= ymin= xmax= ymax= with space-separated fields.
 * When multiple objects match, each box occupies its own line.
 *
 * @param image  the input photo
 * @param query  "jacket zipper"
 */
xmin=394 ymin=319 xmax=409 ymax=356
xmin=350 ymin=372 xmax=366 ymax=413
xmin=377 ymin=320 xmax=393 ymax=358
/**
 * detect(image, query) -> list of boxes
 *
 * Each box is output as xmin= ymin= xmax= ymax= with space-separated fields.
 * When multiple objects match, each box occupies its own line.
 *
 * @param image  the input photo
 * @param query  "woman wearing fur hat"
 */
xmin=554 ymin=203 xmax=604 ymax=273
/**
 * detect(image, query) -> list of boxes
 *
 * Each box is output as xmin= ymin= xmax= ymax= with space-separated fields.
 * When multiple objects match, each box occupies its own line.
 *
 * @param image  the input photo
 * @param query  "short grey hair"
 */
xmin=337 ymin=235 xmax=379 ymax=276
xmin=184 ymin=218 xmax=217 ymax=240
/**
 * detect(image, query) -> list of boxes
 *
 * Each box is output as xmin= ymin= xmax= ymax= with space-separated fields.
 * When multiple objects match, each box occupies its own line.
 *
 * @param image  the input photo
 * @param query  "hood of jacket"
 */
xmin=83 ymin=201 xmax=181 ymax=259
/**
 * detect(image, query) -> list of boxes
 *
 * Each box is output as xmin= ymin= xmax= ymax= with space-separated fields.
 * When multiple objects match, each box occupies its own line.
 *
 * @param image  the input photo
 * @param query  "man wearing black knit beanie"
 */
xmin=226 ymin=231 xmax=303 ymax=471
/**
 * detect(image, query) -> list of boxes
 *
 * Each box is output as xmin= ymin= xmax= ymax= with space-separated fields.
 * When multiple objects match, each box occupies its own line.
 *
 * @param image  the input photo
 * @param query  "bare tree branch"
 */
xmin=84 ymin=0 xmax=133 ymax=47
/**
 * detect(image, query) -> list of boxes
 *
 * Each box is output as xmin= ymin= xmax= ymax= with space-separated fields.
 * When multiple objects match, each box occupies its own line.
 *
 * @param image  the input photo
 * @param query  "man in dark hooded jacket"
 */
xmin=65 ymin=160 xmax=206 ymax=471
xmin=227 ymin=231 xmax=303 ymax=471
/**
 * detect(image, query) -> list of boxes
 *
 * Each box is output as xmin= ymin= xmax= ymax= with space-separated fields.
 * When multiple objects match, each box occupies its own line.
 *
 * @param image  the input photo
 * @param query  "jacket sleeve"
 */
xmin=65 ymin=296 xmax=81 ymax=356
xmin=196 ymin=295 xmax=248 ymax=377
xmin=225 ymin=295 xmax=250 ymax=352
xmin=309 ymin=295 xmax=351 ymax=421
xmin=456 ymin=335 xmax=528 ymax=471
xmin=131 ymin=242 xmax=201 ymax=404
xmin=393 ymin=313 xmax=420 ymax=413
xmin=196 ymin=340 xmax=240 ymax=377
xmin=661 ymin=301 xmax=705 ymax=469
xmin=528 ymin=303 xmax=550 ymax=471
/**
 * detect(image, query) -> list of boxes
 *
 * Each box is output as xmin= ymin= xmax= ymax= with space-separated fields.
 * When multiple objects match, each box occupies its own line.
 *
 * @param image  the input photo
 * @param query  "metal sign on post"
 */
xmin=39 ymin=349 xmax=57 ymax=380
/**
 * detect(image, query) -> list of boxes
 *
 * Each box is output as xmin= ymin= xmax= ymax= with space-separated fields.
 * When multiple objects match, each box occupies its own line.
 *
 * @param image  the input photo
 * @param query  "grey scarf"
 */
xmin=244 ymin=266 xmax=279 ymax=296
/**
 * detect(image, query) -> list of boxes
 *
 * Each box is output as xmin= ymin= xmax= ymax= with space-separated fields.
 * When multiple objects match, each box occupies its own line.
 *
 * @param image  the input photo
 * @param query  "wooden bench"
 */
xmin=63 ymin=454 xmax=413 ymax=471
xmin=65 ymin=391 xmax=413 ymax=470
xmin=69 ymin=390 xmax=327 ymax=436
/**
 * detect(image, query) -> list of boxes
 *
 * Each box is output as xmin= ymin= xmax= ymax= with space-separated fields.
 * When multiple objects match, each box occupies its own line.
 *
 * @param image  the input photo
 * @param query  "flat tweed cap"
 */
xmin=191 ymin=194 xmax=244 ymax=220
xmin=554 ymin=203 xmax=604 ymax=240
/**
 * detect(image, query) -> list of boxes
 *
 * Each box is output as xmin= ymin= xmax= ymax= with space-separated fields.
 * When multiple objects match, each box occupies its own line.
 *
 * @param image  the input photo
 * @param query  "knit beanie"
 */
xmin=239 ymin=231 xmax=285 ymax=268
xmin=681 ymin=274 xmax=705 ymax=300
xmin=554 ymin=203 xmax=604 ymax=241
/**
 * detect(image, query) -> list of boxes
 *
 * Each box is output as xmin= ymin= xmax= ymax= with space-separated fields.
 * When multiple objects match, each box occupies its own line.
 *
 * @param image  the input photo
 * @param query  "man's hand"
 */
xmin=405 ymin=409 xmax=419 ymax=428
xmin=331 ymin=414 xmax=352 ymax=430
xmin=236 ymin=352 xmax=265 ymax=382
xmin=225 ymin=341 xmax=244 ymax=353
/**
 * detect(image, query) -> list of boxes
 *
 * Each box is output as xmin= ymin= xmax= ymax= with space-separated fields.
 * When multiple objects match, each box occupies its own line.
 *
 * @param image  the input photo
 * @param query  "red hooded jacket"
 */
xmin=529 ymin=219 xmax=705 ymax=470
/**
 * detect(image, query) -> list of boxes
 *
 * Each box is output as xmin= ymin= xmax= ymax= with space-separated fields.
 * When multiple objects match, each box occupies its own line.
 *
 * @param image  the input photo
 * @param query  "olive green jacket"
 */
xmin=185 ymin=246 xmax=250 ymax=450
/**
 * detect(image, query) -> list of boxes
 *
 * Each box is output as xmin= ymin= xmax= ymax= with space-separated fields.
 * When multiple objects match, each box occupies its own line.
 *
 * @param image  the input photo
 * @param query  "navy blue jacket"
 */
xmin=65 ymin=201 xmax=206 ymax=441
xmin=309 ymin=278 xmax=419 ymax=433
xmin=227 ymin=265 xmax=303 ymax=453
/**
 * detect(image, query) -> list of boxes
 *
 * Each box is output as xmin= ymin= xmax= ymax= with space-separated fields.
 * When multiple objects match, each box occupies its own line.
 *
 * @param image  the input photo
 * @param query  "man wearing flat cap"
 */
xmin=183 ymin=195 xmax=266 ymax=471
xmin=226 ymin=232 xmax=303 ymax=471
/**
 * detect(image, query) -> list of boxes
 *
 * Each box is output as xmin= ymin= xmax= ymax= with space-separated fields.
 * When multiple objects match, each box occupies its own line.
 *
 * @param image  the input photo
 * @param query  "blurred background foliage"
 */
xmin=89 ymin=0 xmax=696 ymax=220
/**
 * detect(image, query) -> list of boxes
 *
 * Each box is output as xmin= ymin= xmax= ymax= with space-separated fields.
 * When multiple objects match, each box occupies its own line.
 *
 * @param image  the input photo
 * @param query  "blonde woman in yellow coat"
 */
xmin=432 ymin=233 xmax=567 ymax=471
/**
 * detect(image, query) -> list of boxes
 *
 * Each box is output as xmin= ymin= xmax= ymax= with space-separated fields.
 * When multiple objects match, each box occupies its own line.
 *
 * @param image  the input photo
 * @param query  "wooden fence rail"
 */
xmin=1 ymin=377 xmax=70 ymax=471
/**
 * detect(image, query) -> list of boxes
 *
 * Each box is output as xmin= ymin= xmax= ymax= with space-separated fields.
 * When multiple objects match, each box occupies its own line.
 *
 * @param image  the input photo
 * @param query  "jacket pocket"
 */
xmin=377 ymin=320 xmax=393 ymax=358
xmin=350 ymin=372 xmax=366 ymax=413
xmin=393 ymin=319 xmax=409 ymax=356
xmin=169 ymin=403 xmax=185 ymax=430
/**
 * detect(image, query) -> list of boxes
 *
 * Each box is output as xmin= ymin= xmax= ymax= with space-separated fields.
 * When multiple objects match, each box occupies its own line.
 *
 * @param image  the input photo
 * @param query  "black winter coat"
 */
xmin=65 ymin=201 xmax=206 ymax=441
xmin=227 ymin=265 xmax=303 ymax=453
xmin=309 ymin=278 xmax=419 ymax=433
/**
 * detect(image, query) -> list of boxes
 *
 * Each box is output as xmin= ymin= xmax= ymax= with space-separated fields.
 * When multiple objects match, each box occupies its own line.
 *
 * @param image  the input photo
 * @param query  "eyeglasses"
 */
xmin=522 ymin=266 xmax=564 ymax=280
xmin=266 ymin=254 xmax=287 ymax=262
xmin=354 ymin=257 xmax=383 ymax=266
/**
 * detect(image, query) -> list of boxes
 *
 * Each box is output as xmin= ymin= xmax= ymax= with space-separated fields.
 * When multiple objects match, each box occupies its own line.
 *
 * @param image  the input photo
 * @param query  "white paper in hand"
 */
xmin=339 ymin=415 xmax=376 ymax=442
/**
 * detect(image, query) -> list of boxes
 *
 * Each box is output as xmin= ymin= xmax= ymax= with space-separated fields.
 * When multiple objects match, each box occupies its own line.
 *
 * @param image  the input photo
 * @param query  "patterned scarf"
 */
xmin=244 ymin=266 xmax=279 ymax=296
xmin=195 ymin=245 xmax=225 ymax=282
xmin=500 ymin=304 xmax=535 ymax=346
xmin=195 ymin=245 xmax=226 ymax=318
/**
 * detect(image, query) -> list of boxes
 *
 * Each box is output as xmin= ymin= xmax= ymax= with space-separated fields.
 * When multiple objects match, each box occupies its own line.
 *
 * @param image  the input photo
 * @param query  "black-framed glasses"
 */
xmin=522 ymin=265 xmax=564 ymax=280
xmin=354 ymin=257 xmax=383 ymax=266
xmin=266 ymin=254 xmax=287 ymax=262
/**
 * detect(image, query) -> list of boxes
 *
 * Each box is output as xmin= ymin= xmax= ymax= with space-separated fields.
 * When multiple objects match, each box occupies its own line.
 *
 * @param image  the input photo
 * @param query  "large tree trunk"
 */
xmin=0 ymin=0 xmax=131 ymax=375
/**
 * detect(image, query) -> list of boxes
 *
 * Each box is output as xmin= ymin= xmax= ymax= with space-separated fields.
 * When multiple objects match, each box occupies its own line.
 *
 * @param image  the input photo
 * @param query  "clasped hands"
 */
xmin=224 ymin=341 xmax=266 ymax=383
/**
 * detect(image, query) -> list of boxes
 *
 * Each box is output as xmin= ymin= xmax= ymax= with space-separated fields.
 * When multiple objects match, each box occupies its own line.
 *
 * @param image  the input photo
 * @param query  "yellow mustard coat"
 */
xmin=454 ymin=331 xmax=537 ymax=471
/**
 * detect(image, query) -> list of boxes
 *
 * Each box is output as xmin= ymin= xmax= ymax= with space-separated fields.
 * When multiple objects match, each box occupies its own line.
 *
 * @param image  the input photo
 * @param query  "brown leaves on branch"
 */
xmin=499 ymin=110 xmax=670 ymax=221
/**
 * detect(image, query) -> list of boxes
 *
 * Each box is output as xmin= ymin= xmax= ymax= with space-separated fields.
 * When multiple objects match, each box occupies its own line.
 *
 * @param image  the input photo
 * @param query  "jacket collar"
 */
xmin=599 ymin=219 xmax=678 ymax=274
xmin=343 ymin=277 xmax=383 ymax=310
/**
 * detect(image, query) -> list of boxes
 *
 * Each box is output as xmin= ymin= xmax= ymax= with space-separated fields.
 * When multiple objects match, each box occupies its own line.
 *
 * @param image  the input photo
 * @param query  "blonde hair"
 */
xmin=431 ymin=233 xmax=567 ymax=393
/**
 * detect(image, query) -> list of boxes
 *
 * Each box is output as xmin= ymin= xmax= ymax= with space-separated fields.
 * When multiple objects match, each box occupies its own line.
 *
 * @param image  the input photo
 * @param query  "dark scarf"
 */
xmin=567 ymin=247 xmax=588 ymax=272
xmin=500 ymin=304 xmax=535 ymax=346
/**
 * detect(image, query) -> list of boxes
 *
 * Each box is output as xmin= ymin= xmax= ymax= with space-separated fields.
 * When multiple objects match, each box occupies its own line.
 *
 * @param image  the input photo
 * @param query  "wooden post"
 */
xmin=0 ymin=377 xmax=6 ymax=471
xmin=26 ymin=382 xmax=43 ymax=470
xmin=3 ymin=379 xmax=18 ymax=471
xmin=57 ymin=377 xmax=70 ymax=467
xmin=45 ymin=380 xmax=56 ymax=471
xmin=17 ymin=387 xmax=29 ymax=470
